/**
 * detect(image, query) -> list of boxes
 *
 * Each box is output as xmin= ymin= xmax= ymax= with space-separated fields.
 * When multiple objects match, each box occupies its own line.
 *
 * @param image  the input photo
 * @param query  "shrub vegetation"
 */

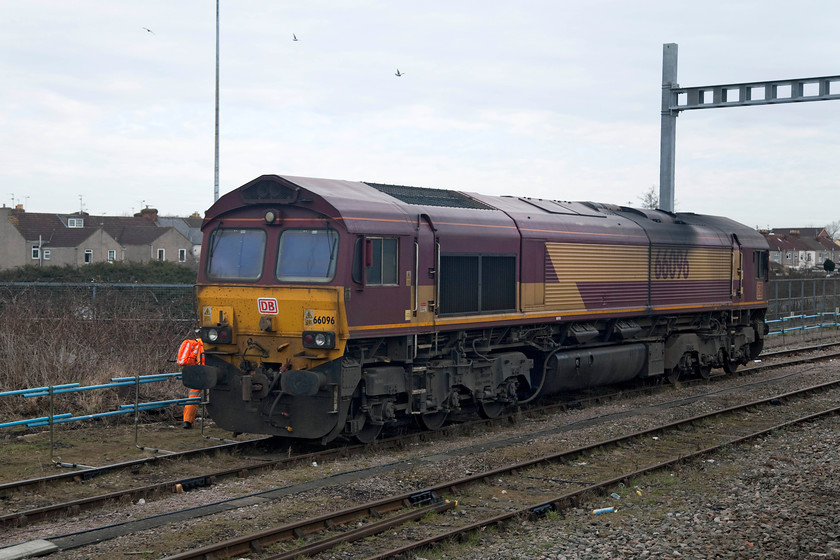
xmin=0 ymin=263 xmax=197 ymax=424
xmin=0 ymin=261 xmax=197 ymax=283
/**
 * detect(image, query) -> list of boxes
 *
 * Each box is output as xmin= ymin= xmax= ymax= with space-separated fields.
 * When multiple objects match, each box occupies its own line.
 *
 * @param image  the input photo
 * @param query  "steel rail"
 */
xmin=367 ymin=404 xmax=840 ymax=560
xmin=0 ymin=436 xmax=271 ymax=495
xmin=157 ymin=377 xmax=840 ymax=560
xmin=254 ymin=500 xmax=455 ymax=560
xmin=759 ymin=339 xmax=840 ymax=359
xmin=0 ymin=444 xmax=332 ymax=529
xmin=3 ymin=337 xmax=829 ymax=498
xmin=5 ymin=344 xmax=837 ymax=530
xmin=159 ymin=489 xmax=447 ymax=560
xmin=746 ymin=349 xmax=840 ymax=372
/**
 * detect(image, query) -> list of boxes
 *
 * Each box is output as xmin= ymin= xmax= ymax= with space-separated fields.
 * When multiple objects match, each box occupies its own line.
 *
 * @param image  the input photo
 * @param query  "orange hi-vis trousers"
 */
xmin=183 ymin=388 xmax=201 ymax=424
xmin=177 ymin=339 xmax=205 ymax=425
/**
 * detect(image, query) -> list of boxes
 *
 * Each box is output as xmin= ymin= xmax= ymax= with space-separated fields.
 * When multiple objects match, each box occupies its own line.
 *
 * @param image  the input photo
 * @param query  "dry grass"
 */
xmin=0 ymin=285 xmax=194 ymax=424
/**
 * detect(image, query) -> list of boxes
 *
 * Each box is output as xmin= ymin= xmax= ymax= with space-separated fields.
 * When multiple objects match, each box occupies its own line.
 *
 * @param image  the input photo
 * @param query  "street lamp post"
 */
xmin=214 ymin=0 xmax=220 ymax=202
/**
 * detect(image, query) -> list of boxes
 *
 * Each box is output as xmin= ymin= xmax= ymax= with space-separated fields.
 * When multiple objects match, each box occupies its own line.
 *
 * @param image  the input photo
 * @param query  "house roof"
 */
xmin=115 ymin=226 xmax=168 ymax=244
xmin=158 ymin=216 xmax=203 ymax=244
xmin=9 ymin=212 xmax=99 ymax=247
xmin=762 ymin=229 xmax=838 ymax=254
xmin=7 ymin=209 xmax=192 ymax=247
xmin=770 ymin=227 xmax=829 ymax=239
xmin=764 ymin=234 xmax=800 ymax=252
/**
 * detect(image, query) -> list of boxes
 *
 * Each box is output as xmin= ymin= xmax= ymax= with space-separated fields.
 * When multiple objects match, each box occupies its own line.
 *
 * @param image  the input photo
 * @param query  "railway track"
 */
xmin=156 ymin=378 xmax=840 ymax=560
xmin=0 ymin=436 xmax=270 ymax=494
xmin=2 ymin=340 xmax=838 ymax=534
xmin=2 ymin=340 xmax=839 ymax=558
xmin=759 ymin=339 xmax=840 ymax=359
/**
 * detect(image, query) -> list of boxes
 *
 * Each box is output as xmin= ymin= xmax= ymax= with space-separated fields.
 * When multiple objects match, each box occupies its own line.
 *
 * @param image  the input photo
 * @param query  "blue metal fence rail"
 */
xmin=766 ymin=312 xmax=840 ymax=337
xmin=1 ymin=278 xmax=838 ymax=452
xmin=0 ymin=373 xmax=196 ymax=429
xmin=0 ymin=373 xmax=202 ymax=463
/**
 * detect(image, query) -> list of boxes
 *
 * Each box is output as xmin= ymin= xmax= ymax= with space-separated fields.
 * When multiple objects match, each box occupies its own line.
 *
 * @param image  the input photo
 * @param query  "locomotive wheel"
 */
xmin=749 ymin=339 xmax=764 ymax=360
xmin=355 ymin=421 xmax=383 ymax=444
xmin=416 ymin=410 xmax=448 ymax=431
xmin=478 ymin=401 xmax=506 ymax=420
xmin=723 ymin=358 xmax=739 ymax=374
xmin=697 ymin=364 xmax=712 ymax=380
xmin=722 ymin=349 xmax=741 ymax=374
xmin=665 ymin=368 xmax=680 ymax=384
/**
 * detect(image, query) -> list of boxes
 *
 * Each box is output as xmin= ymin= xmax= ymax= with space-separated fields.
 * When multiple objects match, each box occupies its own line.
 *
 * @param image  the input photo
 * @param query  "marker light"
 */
xmin=302 ymin=331 xmax=335 ymax=349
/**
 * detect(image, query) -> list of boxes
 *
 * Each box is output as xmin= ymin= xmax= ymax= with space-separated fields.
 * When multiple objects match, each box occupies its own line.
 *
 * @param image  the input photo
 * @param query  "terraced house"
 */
xmin=761 ymin=227 xmax=839 ymax=272
xmin=0 ymin=204 xmax=202 ymax=271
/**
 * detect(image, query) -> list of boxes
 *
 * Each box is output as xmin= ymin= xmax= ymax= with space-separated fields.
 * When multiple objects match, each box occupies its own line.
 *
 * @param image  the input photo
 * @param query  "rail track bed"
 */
xmin=2 ymin=342 xmax=840 ymax=558
xmin=2 ymin=340 xmax=837 ymax=530
xmin=152 ymin=378 xmax=840 ymax=560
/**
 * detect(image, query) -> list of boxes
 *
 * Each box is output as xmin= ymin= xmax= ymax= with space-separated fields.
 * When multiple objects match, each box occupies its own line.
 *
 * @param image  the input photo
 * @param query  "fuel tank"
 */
xmin=540 ymin=344 xmax=648 ymax=394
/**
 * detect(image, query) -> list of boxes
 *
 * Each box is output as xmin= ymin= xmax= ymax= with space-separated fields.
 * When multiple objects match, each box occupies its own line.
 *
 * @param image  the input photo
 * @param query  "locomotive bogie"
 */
xmin=181 ymin=174 xmax=770 ymax=443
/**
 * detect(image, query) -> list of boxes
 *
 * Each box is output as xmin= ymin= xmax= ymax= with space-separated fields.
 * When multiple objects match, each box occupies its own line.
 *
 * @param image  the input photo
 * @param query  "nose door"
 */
xmin=731 ymin=234 xmax=743 ymax=300
xmin=413 ymin=214 xmax=438 ymax=329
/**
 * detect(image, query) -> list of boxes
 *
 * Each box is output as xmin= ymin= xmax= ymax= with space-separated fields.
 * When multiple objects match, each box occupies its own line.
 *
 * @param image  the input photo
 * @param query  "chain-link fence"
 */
xmin=766 ymin=278 xmax=840 ymax=320
xmin=0 ymin=282 xmax=195 ymax=320
xmin=765 ymin=277 xmax=840 ymax=344
xmin=0 ymin=283 xmax=196 ymax=419
xmin=1 ymin=278 xmax=837 ymax=407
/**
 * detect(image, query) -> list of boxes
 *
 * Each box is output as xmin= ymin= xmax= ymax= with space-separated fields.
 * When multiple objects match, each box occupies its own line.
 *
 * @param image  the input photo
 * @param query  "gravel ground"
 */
xmin=6 ymin=353 xmax=840 ymax=560
xmin=433 ymin=414 xmax=840 ymax=560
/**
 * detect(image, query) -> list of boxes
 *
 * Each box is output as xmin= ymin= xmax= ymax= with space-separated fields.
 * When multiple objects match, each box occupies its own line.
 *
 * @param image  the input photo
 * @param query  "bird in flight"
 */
xmin=142 ymin=27 xmax=155 ymax=35
xmin=395 ymin=69 xmax=404 ymax=77
xmin=293 ymin=33 xmax=299 ymax=41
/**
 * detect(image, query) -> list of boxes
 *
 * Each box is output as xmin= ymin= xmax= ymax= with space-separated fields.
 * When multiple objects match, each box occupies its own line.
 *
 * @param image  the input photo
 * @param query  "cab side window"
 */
xmin=353 ymin=237 xmax=398 ymax=285
xmin=367 ymin=238 xmax=398 ymax=285
xmin=753 ymin=250 xmax=769 ymax=281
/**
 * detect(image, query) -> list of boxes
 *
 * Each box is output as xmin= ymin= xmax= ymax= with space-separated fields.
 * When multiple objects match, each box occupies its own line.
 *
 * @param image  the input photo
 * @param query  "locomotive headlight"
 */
xmin=302 ymin=331 xmax=335 ymax=349
xmin=264 ymin=209 xmax=282 ymax=225
xmin=200 ymin=326 xmax=233 ymax=345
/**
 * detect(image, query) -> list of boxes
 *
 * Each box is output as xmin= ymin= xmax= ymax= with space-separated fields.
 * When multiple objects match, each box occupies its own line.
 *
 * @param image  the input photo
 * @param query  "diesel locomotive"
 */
xmin=180 ymin=174 xmax=769 ymax=444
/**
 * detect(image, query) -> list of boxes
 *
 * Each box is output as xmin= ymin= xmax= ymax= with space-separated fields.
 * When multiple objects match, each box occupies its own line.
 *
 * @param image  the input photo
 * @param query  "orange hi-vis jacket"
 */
xmin=177 ymin=338 xmax=205 ymax=366
xmin=177 ymin=339 xmax=204 ymax=424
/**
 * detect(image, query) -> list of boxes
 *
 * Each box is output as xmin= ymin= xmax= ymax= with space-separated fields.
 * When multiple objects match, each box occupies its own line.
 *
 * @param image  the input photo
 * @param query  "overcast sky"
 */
xmin=2 ymin=1 xmax=838 ymax=229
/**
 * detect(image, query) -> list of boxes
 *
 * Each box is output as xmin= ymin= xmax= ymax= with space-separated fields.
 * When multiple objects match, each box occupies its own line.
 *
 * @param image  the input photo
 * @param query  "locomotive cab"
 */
xmin=185 ymin=179 xmax=355 ymax=441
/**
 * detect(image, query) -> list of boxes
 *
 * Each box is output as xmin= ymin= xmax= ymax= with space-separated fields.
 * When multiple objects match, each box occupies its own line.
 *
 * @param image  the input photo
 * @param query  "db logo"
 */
xmin=257 ymin=298 xmax=279 ymax=315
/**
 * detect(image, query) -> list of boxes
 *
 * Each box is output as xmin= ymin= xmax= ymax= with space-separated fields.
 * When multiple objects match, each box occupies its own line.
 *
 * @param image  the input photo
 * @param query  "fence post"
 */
xmin=133 ymin=373 xmax=140 ymax=448
xmin=49 ymin=385 xmax=55 ymax=464
xmin=132 ymin=372 xmax=174 ymax=455
xmin=788 ymin=280 xmax=792 ymax=318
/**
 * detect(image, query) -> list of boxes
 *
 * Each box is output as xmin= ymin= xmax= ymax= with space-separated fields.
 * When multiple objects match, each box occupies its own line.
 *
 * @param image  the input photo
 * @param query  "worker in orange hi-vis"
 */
xmin=176 ymin=339 xmax=204 ymax=429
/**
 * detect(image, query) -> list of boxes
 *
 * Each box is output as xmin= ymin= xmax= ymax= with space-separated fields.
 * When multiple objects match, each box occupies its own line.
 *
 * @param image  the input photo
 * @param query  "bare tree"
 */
xmin=824 ymin=220 xmax=840 ymax=240
xmin=638 ymin=186 xmax=659 ymax=209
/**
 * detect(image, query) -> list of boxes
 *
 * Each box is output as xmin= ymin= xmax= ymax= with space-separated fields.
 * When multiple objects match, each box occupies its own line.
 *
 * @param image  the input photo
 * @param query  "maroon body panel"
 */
xmin=199 ymin=175 xmax=769 ymax=334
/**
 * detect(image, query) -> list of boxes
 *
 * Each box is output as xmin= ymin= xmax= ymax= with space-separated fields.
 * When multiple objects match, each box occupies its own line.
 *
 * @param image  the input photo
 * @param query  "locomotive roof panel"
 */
xmin=468 ymin=192 xmax=651 ymax=246
xmin=352 ymin=181 xmax=518 ymax=241
xmin=208 ymin=175 xmax=765 ymax=251
xmin=206 ymin=175 xmax=418 ymax=235
xmin=365 ymin=182 xmax=495 ymax=210
xmin=514 ymin=197 xmax=604 ymax=217
xmin=208 ymin=174 xmax=518 ymax=237
xmin=673 ymin=213 xmax=768 ymax=249
xmin=605 ymin=207 xmax=731 ymax=248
